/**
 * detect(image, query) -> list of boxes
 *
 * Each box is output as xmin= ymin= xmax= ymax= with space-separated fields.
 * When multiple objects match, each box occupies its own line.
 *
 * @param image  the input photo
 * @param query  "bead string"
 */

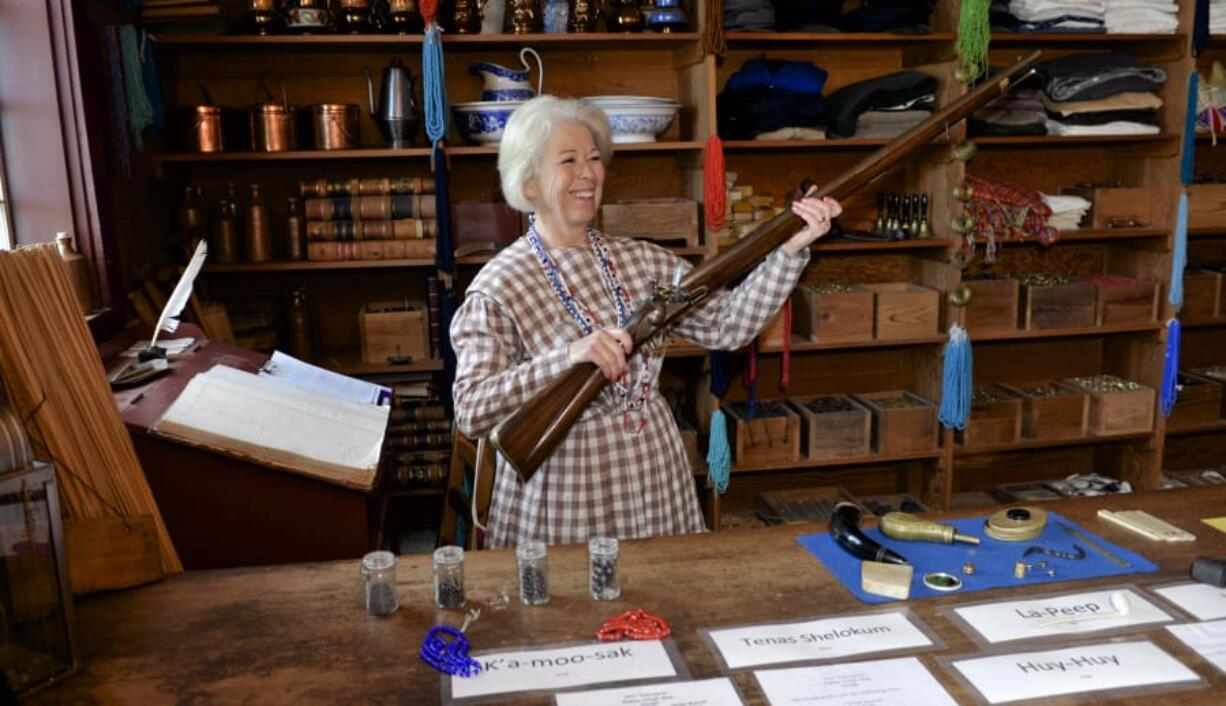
xmin=595 ymin=609 xmax=671 ymax=642
xmin=420 ymin=610 xmax=482 ymax=677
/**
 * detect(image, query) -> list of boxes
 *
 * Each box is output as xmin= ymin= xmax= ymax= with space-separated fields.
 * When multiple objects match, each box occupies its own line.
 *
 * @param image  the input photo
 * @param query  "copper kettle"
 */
xmin=364 ymin=57 xmax=420 ymax=149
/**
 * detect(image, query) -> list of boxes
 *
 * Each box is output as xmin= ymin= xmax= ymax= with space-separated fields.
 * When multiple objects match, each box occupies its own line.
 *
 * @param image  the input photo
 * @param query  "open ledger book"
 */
xmin=152 ymin=364 xmax=390 ymax=491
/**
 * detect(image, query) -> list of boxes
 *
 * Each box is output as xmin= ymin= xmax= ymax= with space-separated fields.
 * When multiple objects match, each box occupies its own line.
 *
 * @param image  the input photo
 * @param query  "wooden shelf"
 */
xmin=990 ymin=32 xmax=1185 ymax=44
xmin=390 ymin=488 xmax=446 ymax=498
xmin=731 ymin=449 xmax=943 ymax=474
xmin=973 ymin=134 xmax=1176 ymax=146
xmin=725 ymin=32 xmax=955 ymax=44
xmin=721 ymin=138 xmax=919 ymax=151
xmin=813 ymin=238 xmax=957 ymax=252
xmin=152 ymin=32 xmax=700 ymax=49
xmin=665 ymin=334 xmax=947 ymax=359
xmin=1180 ymin=317 xmax=1226 ymax=329
xmin=1166 ymin=420 xmax=1226 ymax=436
xmin=446 ymin=140 xmax=704 ymax=156
xmin=1188 ymin=226 xmax=1226 ymax=238
xmin=205 ymin=255 xmax=492 ymax=272
xmin=322 ymin=349 xmax=444 ymax=375
xmin=156 ymin=141 xmax=703 ymax=165
xmin=975 ymin=322 xmax=1163 ymax=342
xmin=955 ymin=431 xmax=1153 ymax=457
xmin=969 ymin=228 xmax=1168 ymax=246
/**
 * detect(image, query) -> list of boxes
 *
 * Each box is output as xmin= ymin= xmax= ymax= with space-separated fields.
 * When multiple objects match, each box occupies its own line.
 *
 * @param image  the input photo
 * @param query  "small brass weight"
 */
xmin=509 ymin=0 xmax=543 ymax=33
xmin=568 ymin=0 xmax=600 ymax=32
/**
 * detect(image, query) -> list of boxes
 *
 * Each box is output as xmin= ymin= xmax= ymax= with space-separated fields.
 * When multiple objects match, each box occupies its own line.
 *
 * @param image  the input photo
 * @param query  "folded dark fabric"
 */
xmin=717 ymin=86 xmax=827 ymax=139
xmin=1036 ymin=52 xmax=1167 ymax=102
xmin=724 ymin=58 xmax=828 ymax=94
xmin=1046 ymin=108 xmax=1159 ymax=126
xmin=842 ymin=0 xmax=933 ymax=32
xmin=725 ymin=0 xmax=775 ymax=30
xmin=771 ymin=0 xmax=842 ymax=32
xmin=969 ymin=115 xmax=1049 ymax=136
xmin=821 ymin=71 xmax=938 ymax=138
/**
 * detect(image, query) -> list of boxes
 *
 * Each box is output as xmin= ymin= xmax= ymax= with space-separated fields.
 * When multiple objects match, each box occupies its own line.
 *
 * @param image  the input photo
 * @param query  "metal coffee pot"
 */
xmin=364 ymin=57 xmax=420 ymax=149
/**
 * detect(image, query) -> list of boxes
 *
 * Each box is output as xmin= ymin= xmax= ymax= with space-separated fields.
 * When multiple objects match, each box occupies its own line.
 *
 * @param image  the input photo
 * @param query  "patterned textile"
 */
xmin=451 ymin=234 xmax=809 ymax=547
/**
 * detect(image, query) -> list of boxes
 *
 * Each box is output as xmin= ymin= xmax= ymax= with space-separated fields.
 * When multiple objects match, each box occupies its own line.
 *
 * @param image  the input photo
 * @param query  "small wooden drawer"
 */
xmin=1168 ymin=372 xmax=1223 ymax=429
xmin=598 ymin=198 xmax=699 ymax=248
xmin=1059 ymin=185 xmax=1154 ymax=229
xmin=860 ymin=282 xmax=940 ymax=340
xmin=359 ymin=301 xmax=429 ymax=364
xmin=723 ymin=400 xmax=800 ymax=467
xmin=1061 ymin=375 xmax=1156 ymax=436
xmin=999 ymin=381 xmax=1089 ymax=441
xmin=1187 ymin=183 xmax=1226 ymax=230
xmin=957 ymin=384 xmax=1023 ymax=449
xmin=853 ymin=390 xmax=938 ymax=455
xmin=791 ymin=284 xmax=874 ymax=343
xmin=963 ymin=276 xmax=1019 ymax=334
xmin=1182 ymin=269 xmax=1222 ymax=321
xmin=1091 ymin=277 xmax=1159 ymax=325
xmin=1189 ymin=366 xmax=1226 ymax=417
xmin=787 ymin=394 xmax=872 ymax=460
xmin=1020 ymin=277 xmax=1097 ymax=330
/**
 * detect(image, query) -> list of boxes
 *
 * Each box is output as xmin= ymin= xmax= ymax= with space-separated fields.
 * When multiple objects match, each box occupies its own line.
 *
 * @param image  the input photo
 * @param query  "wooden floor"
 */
xmin=34 ymin=487 xmax=1226 ymax=705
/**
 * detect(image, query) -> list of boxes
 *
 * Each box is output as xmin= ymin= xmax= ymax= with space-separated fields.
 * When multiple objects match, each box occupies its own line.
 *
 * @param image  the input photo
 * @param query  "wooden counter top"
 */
xmin=36 ymin=488 xmax=1226 ymax=705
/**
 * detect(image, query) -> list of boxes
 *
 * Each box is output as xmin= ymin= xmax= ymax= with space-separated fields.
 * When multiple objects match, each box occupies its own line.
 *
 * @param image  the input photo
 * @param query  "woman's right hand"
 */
xmin=568 ymin=328 xmax=633 ymax=381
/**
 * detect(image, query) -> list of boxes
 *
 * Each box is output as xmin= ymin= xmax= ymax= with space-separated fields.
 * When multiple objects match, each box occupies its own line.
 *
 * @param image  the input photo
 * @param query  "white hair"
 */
xmin=498 ymin=95 xmax=613 ymax=213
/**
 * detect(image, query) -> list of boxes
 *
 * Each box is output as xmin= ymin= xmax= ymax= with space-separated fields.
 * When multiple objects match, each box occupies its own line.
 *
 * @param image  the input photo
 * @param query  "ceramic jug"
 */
xmin=470 ymin=48 xmax=544 ymax=102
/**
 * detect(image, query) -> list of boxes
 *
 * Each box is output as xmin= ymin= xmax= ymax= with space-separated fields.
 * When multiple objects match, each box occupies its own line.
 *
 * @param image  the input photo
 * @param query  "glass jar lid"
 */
xmin=362 ymin=550 xmax=396 ymax=572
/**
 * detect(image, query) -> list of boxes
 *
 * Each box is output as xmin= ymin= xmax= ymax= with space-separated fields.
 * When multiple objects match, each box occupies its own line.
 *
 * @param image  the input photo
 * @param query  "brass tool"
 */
xmin=1058 ymin=521 xmax=1131 ymax=568
xmin=880 ymin=512 xmax=980 ymax=546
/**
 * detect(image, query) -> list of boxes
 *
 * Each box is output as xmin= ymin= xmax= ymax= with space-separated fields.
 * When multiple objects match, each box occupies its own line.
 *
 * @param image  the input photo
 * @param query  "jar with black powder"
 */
xmin=516 ymin=541 xmax=550 ymax=606
xmin=433 ymin=545 xmax=466 ymax=610
xmin=589 ymin=536 xmax=621 ymax=600
xmin=362 ymin=550 xmax=399 ymax=617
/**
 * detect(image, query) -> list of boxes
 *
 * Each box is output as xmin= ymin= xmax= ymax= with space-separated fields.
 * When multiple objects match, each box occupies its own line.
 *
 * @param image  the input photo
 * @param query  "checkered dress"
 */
xmin=451 ymin=233 xmax=810 ymax=548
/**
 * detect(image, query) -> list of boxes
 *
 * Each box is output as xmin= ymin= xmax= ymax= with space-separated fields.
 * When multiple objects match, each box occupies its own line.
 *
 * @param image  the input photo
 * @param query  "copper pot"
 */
xmin=188 ymin=105 xmax=226 ymax=152
xmin=311 ymin=103 xmax=360 ymax=150
xmin=250 ymin=104 xmax=299 ymax=152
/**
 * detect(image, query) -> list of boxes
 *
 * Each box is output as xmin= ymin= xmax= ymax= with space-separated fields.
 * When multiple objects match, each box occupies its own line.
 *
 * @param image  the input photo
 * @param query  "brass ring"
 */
xmin=949 ymin=250 xmax=972 ymax=269
xmin=948 ymin=285 xmax=972 ymax=307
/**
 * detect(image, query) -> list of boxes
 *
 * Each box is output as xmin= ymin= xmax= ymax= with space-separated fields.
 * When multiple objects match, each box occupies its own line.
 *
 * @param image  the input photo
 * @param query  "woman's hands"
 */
xmin=783 ymin=186 xmax=843 ymax=257
xmin=568 ymin=328 xmax=634 ymax=381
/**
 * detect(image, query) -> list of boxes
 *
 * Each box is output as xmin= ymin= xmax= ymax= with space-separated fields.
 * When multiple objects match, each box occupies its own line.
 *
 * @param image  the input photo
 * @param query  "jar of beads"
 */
xmin=433 ymin=545 xmax=466 ymax=610
xmin=362 ymin=550 xmax=399 ymax=616
xmin=517 ymin=541 xmax=550 ymax=606
xmin=588 ymin=536 xmax=620 ymax=600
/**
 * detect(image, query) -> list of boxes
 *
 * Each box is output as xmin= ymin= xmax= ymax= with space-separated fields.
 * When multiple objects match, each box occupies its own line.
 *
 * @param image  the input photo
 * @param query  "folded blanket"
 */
xmin=1048 ymin=108 xmax=1159 ymax=126
xmin=1037 ymin=52 xmax=1166 ymax=101
xmin=969 ymin=109 xmax=1048 ymax=136
xmin=854 ymin=110 xmax=928 ymax=138
xmin=754 ymin=126 xmax=827 ymax=141
xmin=1042 ymin=90 xmax=1163 ymax=115
xmin=1045 ymin=119 xmax=1160 ymax=135
xmin=1009 ymin=0 xmax=1104 ymax=20
xmin=1105 ymin=7 xmax=1179 ymax=33
xmin=821 ymin=71 xmax=938 ymax=138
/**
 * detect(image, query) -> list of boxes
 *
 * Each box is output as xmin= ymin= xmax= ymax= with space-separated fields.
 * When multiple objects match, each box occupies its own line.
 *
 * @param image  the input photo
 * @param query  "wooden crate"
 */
xmin=787 ymin=394 xmax=872 ymax=460
xmin=1061 ymin=375 xmax=1156 ymax=436
xmin=791 ymin=285 xmax=874 ymax=343
xmin=993 ymin=482 xmax=1064 ymax=503
xmin=1020 ymin=279 xmax=1097 ymax=330
xmin=598 ymin=198 xmax=699 ymax=248
xmin=1187 ymin=183 xmax=1226 ymax=229
xmin=759 ymin=306 xmax=789 ymax=348
xmin=1189 ymin=366 xmax=1226 ymax=417
xmin=1059 ymin=185 xmax=1154 ymax=228
xmin=860 ymin=282 xmax=940 ymax=340
xmin=856 ymin=493 xmax=930 ymax=517
xmin=1092 ymin=278 xmax=1159 ymax=325
xmin=963 ymin=276 xmax=1019 ymax=334
xmin=359 ymin=301 xmax=429 ymax=364
xmin=757 ymin=486 xmax=856 ymax=524
xmin=1182 ymin=269 xmax=1222 ymax=321
xmin=853 ymin=390 xmax=938 ymax=455
xmin=723 ymin=400 xmax=800 ymax=466
xmin=1168 ymin=372 xmax=1223 ymax=430
xmin=957 ymin=384 xmax=1023 ymax=449
xmin=999 ymin=381 xmax=1090 ymax=441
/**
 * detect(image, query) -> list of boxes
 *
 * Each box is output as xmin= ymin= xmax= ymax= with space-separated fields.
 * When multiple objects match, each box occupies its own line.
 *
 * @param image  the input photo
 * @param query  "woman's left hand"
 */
xmin=783 ymin=187 xmax=842 ymax=257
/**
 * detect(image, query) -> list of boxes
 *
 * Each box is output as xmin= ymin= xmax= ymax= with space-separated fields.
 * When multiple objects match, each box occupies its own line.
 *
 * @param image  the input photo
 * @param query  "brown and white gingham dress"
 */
xmin=451 ymin=233 xmax=810 ymax=548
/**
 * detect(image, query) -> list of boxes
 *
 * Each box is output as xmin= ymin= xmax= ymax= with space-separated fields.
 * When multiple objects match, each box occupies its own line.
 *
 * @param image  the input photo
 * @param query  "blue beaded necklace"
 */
xmin=526 ymin=215 xmax=652 ymax=430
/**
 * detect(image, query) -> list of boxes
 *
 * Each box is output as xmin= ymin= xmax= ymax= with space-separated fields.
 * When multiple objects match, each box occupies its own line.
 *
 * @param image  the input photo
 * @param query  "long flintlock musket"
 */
xmin=491 ymin=50 xmax=1043 ymax=482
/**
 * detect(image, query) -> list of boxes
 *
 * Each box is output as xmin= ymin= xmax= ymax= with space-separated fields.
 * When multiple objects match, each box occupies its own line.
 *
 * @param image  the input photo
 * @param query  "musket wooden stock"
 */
xmin=490 ymin=50 xmax=1042 ymax=482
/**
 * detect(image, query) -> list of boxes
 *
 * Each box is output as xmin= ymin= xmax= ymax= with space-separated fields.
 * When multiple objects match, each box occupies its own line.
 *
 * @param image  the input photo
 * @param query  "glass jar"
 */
xmin=588 ymin=536 xmax=620 ymax=600
xmin=433 ymin=545 xmax=466 ymax=610
xmin=517 ymin=541 xmax=550 ymax=606
xmin=362 ymin=551 xmax=399 ymax=616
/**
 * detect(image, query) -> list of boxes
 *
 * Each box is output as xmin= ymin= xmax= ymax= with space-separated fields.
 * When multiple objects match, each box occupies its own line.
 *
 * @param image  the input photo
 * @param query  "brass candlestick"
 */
xmin=568 ymin=0 xmax=599 ymax=32
xmin=450 ymin=0 xmax=484 ymax=33
xmin=508 ymin=0 xmax=542 ymax=33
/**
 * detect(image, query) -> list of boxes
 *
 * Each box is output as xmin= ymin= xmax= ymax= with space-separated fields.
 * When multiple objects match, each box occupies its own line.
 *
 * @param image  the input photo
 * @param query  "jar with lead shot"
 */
xmin=589 ymin=536 xmax=621 ymax=600
xmin=433 ymin=545 xmax=466 ymax=610
xmin=362 ymin=551 xmax=399 ymax=616
xmin=517 ymin=541 xmax=550 ymax=606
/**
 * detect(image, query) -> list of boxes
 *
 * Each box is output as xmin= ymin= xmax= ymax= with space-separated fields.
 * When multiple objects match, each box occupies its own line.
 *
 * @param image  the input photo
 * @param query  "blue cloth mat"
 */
xmin=797 ymin=511 xmax=1158 ymax=604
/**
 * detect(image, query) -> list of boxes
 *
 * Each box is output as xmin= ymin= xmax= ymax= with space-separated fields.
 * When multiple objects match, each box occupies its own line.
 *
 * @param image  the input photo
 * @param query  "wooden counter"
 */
xmin=36 ymin=488 xmax=1226 ymax=705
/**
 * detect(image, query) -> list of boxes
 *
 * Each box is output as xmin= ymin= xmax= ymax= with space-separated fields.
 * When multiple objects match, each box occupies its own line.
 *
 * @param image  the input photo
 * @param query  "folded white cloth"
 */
xmin=1009 ymin=0 xmax=1105 ymax=21
xmin=854 ymin=110 xmax=927 ymax=139
xmin=1105 ymin=8 xmax=1179 ymax=33
xmin=1104 ymin=0 xmax=1176 ymax=11
xmin=1045 ymin=119 xmax=1161 ymax=135
xmin=1042 ymin=193 xmax=1092 ymax=214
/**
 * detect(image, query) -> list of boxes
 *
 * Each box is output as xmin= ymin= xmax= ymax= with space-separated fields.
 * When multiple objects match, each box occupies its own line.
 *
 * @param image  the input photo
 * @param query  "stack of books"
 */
xmin=301 ymin=177 xmax=439 ymax=262
xmin=387 ymin=387 xmax=452 ymax=490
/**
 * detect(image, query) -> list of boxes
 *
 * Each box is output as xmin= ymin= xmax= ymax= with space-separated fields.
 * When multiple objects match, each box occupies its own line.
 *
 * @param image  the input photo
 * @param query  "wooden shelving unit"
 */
xmin=322 ymin=349 xmax=444 ymax=375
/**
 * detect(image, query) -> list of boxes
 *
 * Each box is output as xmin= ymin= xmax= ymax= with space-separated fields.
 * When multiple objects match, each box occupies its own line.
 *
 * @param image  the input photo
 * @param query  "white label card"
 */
xmin=755 ymin=657 xmax=958 ymax=706
xmin=951 ymin=640 xmax=1200 ymax=704
xmin=555 ymin=677 xmax=743 ymax=706
xmin=450 ymin=641 xmax=677 ymax=700
xmin=1153 ymin=582 xmax=1226 ymax=621
xmin=952 ymin=588 xmax=1172 ymax=644
xmin=1167 ymin=619 xmax=1226 ymax=674
xmin=706 ymin=611 xmax=932 ymax=670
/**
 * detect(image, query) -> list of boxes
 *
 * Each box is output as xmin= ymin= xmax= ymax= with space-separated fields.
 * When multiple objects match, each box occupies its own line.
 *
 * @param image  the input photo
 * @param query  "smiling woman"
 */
xmin=449 ymin=95 xmax=841 ymax=549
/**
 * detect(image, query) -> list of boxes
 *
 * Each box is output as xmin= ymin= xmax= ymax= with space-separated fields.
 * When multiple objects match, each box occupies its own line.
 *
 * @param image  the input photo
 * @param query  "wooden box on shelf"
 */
xmin=999 ymin=380 xmax=1089 ymax=441
xmin=1020 ymin=277 xmax=1097 ymax=330
xmin=757 ymin=486 xmax=856 ymax=524
xmin=722 ymin=400 xmax=800 ymax=467
xmin=856 ymin=493 xmax=930 ymax=517
xmin=359 ymin=301 xmax=429 ymax=365
xmin=1182 ymin=269 xmax=1222 ymax=321
xmin=1092 ymin=277 xmax=1159 ymax=325
xmin=452 ymin=201 xmax=521 ymax=248
xmin=957 ymin=385 xmax=1023 ymax=449
xmin=1188 ymin=366 xmax=1226 ymax=417
xmin=853 ymin=390 xmax=938 ymax=455
xmin=860 ymin=282 xmax=940 ymax=339
xmin=1168 ymin=372 xmax=1223 ymax=430
xmin=675 ymin=415 xmax=701 ymax=471
xmin=787 ymin=394 xmax=872 ymax=460
xmin=1060 ymin=375 xmax=1155 ymax=436
xmin=1186 ymin=183 xmax=1226 ymax=229
xmin=963 ymin=276 xmax=1019 ymax=334
xmin=759 ymin=306 xmax=789 ymax=348
xmin=791 ymin=284 xmax=874 ymax=342
xmin=1059 ymin=185 xmax=1154 ymax=229
xmin=598 ymin=198 xmax=699 ymax=248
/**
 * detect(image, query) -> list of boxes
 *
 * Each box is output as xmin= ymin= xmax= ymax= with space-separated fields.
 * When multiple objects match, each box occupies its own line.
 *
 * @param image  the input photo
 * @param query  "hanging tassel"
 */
xmin=706 ymin=409 xmax=731 ymax=494
xmin=423 ymin=20 xmax=449 ymax=144
xmin=433 ymin=142 xmax=458 ymax=413
xmin=1160 ymin=318 xmax=1182 ymax=418
xmin=704 ymin=136 xmax=726 ymax=231
xmin=1172 ymin=192 xmax=1188 ymax=310
xmin=780 ymin=299 xmax=792 ymax=394
xmin=939 ymin=324 xmax=973 ymax=430
xmin=1195 ymin=0 xmax=1210 ymax=57
xmin=701 ymin=0 xmax=726 ymax=57
xmin=1183 ymin=72 xmax=1199 ymax=186
xmin=743 ymin=340 xmax=758 ymax=420
xmin=955 ymin=0 xmax=991 ymax=83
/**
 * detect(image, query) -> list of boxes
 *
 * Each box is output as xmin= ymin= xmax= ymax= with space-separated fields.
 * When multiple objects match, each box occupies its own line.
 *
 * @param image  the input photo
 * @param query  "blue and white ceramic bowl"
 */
xmin=580 ymin=96 xmax=681 ymax=143
xmin=452 ymin=100 xmax=523 ymax=144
